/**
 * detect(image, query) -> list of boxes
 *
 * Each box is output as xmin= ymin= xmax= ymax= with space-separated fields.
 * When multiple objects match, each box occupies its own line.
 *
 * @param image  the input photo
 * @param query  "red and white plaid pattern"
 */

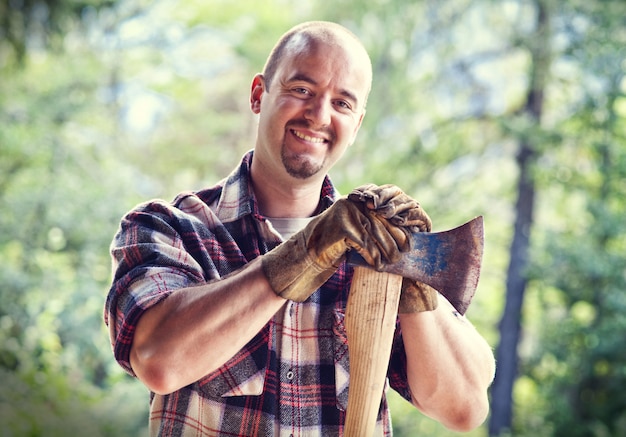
xmin=105 ymin=151 xmax=412 ymax=436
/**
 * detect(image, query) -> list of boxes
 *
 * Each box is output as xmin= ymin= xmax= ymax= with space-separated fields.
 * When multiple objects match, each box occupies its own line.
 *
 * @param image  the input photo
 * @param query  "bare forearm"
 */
xmin=130 ymin=258 xmax=286 ymax=395
xmin=399 ymin=296 xmax=495 ymax=431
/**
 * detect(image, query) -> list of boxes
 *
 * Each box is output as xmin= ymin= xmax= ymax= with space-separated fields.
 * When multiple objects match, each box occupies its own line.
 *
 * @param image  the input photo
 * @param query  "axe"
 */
xmin=343 ymin=216 xmax=484 ymax=436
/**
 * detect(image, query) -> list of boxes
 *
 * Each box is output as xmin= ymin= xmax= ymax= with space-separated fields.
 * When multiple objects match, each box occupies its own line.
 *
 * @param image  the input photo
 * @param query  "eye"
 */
xmin=334 ymin=100 xmax=353 ymax=111
xmin=292 ymin=87 xmax=311 ymax=96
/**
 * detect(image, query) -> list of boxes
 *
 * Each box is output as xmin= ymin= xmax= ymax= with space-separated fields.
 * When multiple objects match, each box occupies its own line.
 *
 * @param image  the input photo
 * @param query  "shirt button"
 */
xmin=286 ymin=370 xmax=294 ymax=380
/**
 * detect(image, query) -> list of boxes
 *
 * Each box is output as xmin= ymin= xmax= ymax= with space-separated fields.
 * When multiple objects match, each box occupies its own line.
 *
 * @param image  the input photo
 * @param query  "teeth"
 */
xmin=293 ymin=130 xmax=325 ymax=143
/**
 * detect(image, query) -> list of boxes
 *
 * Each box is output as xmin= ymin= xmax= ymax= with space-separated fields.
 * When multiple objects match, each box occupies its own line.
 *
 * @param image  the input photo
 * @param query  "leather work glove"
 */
xmin=348 ymin=184 xmax=439 ymax=313
xmin=398 ymin=280 xmax=439 ymax=313
xmin=347 ymin=183 xmax=432 ymax=233
xmin=262 ymin=196 xmax=410 ymax=302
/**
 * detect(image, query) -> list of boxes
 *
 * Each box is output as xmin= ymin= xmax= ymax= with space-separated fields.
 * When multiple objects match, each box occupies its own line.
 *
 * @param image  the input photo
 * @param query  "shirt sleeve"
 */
xmin=104 ymin=199 xmax=217 ymax=375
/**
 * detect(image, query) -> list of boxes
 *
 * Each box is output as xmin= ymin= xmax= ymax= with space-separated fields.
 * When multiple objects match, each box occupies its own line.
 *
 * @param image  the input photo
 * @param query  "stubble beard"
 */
xmin=281 ymin=144 xmax=326 ymax=179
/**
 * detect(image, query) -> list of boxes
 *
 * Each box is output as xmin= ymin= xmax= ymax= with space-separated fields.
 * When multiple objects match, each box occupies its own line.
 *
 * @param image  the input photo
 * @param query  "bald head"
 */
xmin=262 ymin=21 xmax=373 ymax=108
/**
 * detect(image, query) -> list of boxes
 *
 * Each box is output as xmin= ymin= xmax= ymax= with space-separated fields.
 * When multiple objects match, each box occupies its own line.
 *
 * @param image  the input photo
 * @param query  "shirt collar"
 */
xmin=214 ymin=150 xmax=338 ymax=223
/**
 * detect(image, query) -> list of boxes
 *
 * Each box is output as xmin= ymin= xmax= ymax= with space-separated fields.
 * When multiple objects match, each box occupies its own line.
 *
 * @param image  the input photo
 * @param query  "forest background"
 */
xmin=1 ymin=0 xmax=625 ymax=436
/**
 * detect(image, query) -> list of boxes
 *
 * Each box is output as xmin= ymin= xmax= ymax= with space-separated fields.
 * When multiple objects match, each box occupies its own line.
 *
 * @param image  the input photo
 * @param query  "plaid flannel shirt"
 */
xmin=105 ymin=151 xmax=413 ymax=436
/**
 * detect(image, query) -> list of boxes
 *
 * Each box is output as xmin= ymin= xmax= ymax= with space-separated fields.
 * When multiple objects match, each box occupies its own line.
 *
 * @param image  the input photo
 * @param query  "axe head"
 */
xmin=346 ymin=216 xmax=484 ymax=315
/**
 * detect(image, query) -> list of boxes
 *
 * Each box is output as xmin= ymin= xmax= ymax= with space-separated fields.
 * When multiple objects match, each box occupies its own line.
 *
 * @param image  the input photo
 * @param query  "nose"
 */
xmin=304 ymin=96 xmax=331 ymax=127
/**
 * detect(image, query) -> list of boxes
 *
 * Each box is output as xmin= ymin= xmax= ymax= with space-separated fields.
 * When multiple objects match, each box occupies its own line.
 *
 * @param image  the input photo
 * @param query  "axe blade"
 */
xmin=346 ymin=216 xmax=484 ymax=315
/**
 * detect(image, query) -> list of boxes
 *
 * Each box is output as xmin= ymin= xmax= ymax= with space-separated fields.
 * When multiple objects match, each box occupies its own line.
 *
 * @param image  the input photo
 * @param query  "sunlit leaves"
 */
xmin=1 ymin=0 xmax=626 ymax=435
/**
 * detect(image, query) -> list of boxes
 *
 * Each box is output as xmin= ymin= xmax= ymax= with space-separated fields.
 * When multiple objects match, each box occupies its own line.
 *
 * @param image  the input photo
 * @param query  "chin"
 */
xmin=282 ymin=155 xmax=325 ymax=179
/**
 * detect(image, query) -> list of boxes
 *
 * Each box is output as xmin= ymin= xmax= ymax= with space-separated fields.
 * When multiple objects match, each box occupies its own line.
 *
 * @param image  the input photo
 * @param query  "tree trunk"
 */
xmin=488 ymin=140 xmax=536 ymax=436
xmin=489 ymin=1 xmax=551 ymax=435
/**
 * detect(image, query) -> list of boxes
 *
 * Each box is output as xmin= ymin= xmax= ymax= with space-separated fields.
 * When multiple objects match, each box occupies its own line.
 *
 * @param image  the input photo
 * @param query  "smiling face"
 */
xmin=250 ymin=27 xmax=372 ymax=183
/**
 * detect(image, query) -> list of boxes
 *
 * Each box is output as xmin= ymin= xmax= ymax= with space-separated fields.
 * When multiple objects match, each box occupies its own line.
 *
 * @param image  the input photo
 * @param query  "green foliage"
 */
xmin=519 ymin=1 xmax=626 ymax=435
xmin=525 ymin=106 xmax=626 ymax=435
xmin=0 ymin=8 xmax=149 ymax=434
xmin=1 ymin=0 xmax=625 ymax=435
xmin=0 ymin=0 xmax=117 ymax=65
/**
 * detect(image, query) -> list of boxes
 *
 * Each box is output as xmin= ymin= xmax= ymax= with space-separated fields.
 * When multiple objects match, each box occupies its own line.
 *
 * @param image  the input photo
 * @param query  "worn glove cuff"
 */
xmin=399 ymin=279 xmax=439 ymax=313
xmin=261 ymin=232 xmax=341 ymax=302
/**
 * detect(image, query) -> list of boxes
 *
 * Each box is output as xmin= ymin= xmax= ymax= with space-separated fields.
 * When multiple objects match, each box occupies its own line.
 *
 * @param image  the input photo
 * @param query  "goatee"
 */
xmin=281 ymin=148 xmax=325 ymax=179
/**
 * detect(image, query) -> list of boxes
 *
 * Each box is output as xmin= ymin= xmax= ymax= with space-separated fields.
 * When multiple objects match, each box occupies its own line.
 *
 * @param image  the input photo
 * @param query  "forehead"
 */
xmin=277 ymin=34 xmax=372 ymax=107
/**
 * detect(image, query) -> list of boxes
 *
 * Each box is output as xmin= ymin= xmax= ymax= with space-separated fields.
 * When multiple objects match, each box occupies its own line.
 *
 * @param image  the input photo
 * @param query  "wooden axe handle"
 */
xmin=344 ymin=266 xmax=403 ymax=436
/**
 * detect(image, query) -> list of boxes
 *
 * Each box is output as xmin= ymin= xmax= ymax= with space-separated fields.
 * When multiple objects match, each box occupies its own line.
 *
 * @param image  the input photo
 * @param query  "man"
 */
xmin=105 ymin=21 xmax=495 ymax=436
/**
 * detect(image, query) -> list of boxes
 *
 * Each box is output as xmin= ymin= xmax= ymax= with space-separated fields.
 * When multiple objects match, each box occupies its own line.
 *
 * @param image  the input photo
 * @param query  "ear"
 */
xmin=250 ymin=74 xmax=265 ymax=114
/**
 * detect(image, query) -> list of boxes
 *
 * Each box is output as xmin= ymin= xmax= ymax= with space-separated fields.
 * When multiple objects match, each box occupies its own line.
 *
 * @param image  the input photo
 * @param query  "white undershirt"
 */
xmin=267 ymin=217 xmax=315 ymax=239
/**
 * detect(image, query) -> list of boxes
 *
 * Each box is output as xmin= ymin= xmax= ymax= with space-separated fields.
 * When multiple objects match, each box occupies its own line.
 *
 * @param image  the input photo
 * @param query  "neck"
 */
xmin=250 ymin=157 xmax=324 ymax=218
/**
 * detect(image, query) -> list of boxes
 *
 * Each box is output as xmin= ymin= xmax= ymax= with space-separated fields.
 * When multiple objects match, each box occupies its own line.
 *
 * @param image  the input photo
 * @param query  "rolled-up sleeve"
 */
xmin=104 ymin=199 xmax=215 ymax=375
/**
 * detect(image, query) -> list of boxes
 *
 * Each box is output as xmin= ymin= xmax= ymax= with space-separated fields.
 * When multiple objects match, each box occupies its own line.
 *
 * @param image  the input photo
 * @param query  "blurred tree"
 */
xmin=0 ymin=0 xmax=156 ymax=434
xmin=2 ymin=0 xmax=625 ymax=435
xmin=489 ymin=0 xmax=552 ymax=434
xmin=0 ymin=39 xmax=149 ymax=437
xmin=0 ymin=0 xmax=116 ymax=64
xmin=523 ymin=0 xmax=626 ymax=435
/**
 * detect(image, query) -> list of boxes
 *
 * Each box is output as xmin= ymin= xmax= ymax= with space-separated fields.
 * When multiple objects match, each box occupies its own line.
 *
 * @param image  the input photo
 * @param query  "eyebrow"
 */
xmin=286 ymin=73 xmax=360 ymax=109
